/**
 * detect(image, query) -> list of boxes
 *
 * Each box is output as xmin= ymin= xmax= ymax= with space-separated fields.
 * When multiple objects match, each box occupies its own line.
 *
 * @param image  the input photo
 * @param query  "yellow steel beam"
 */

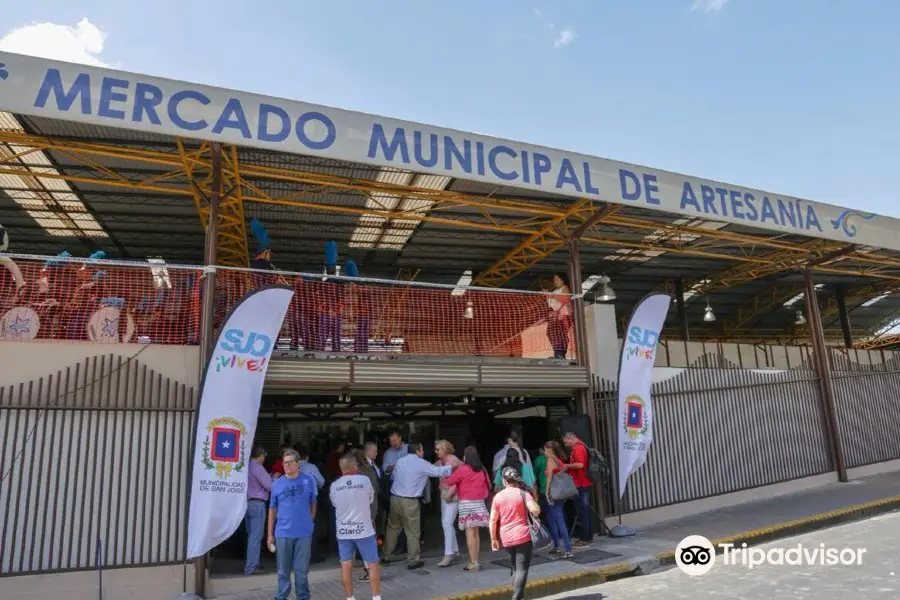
xmin=664 ymin=242 xmax=900 ymax=340
xmin=863 ymin=305 xmax=900 ymax=340
xmin=719 ymin=285 xmax=805 ymax=333
xmin=218 ymin=145 xmax=250 ymax=266
xmin=472 ymin=199 xmax=606 ymax=287
xmin=665 ymin=327 xmax=868 ymax=342
xmin=853 ymin=333 xmax=900 ymax=349
xmin=819 ymin=279 xmax=900 ymax=328
xmin=0 ymin=132 xmax=842 ymax=250
xmin=687 ymin=240 xmax=837 ymax=292
xmin=175 ymin=140 xmax=246 ymax=267
xmin=6 ymin=154 xmax=900 ymax=283
xmin=8 ymin=130 xmax=900 ymax=288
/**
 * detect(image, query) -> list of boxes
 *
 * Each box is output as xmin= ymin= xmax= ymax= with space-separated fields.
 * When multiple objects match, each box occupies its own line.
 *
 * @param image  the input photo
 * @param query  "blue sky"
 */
xmin=2 ymin=0 xmax=899 ymax=216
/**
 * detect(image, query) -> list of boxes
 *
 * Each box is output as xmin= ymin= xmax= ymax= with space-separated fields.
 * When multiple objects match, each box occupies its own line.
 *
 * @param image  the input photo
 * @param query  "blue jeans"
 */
xmin=243 ymin=500 xmax=266 ymax=574
xmin=544 ymin=497 xmax=571 ymax=552
xmin=575 ymin=487 xmax=592 ymax=543
xmin=275 ymin=536 xmax=312 ymax=600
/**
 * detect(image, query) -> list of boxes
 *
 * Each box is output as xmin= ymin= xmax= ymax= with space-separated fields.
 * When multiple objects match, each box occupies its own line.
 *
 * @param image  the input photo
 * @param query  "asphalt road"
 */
xmin=542 ymin=510 xmax=900 ymax=599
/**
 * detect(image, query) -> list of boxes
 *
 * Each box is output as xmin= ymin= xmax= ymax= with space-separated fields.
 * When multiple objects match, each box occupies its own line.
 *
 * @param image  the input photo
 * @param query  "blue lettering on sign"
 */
xmin=133 ymin=82 xmax=163 ymax=124
xmin=678 ymin=182 xmax=822 ymax=232
xmin=258 ymin=103 xmax=291 ymax=142
xmin=32 ymin=68 xmax=337 ymax=152
xmin=34 ymin=69 xmax=92 ymax=113
xmin=219 ymin=329 xmax=272 ymax=357
xmin=627 ymin=326 xmax=659 ymax=349
xmin=618 ymin=169 xmax=661 ymax=205
xmin=29 ymin=68 xmax=846 ymax=239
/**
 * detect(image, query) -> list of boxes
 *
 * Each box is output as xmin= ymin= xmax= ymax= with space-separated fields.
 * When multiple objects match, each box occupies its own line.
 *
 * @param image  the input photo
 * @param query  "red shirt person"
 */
xmin=562 ymin=432 xmax=594 ymax=547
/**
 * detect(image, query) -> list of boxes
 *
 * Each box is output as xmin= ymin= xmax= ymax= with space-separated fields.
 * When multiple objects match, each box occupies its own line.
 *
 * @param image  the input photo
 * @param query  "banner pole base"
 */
xmin=609 ymin=524 xmax=637 ymax=537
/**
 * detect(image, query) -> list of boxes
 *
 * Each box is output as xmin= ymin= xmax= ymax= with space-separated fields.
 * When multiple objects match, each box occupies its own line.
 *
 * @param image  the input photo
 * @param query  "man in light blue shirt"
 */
xmin=382 ymin=443 xmax=453 ymax=569
xmin=380 ymin=430 xmax=409 ymax=552
xmin=297 ymin=445 xmax=325 ymax=489
xmin=267 ymin=449 xmax=317 ymax=600
xmin=294 ymin=444 xmax=325 ymax=564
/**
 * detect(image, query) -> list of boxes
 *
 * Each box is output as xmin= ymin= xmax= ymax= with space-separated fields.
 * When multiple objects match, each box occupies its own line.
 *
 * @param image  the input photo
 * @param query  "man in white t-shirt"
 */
xmin=330 ymin=455 xmax=382 ymax=600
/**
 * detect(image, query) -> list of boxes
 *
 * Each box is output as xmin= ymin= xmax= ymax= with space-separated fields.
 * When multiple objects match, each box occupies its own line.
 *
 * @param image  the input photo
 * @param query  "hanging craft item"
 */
xmin=324 ymin=240 xmax=338 ymax=277
xmin=0 ymin=222 xmax=24 ymax=292
xmin=80 ymin=250 xmax=134 ymax=343
xmin=0 ymin=306 xmax=40 ymax=341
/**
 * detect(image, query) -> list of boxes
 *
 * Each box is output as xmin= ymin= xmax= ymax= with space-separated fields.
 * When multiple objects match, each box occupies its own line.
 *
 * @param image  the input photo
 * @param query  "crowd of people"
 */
xmin=240 ymin=428 xmax=599 ymax=600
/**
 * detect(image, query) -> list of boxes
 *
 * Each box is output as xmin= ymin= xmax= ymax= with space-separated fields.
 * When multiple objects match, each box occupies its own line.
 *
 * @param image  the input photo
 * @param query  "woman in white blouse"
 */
xmin=546 ymin=273 xmax=573 ymax=359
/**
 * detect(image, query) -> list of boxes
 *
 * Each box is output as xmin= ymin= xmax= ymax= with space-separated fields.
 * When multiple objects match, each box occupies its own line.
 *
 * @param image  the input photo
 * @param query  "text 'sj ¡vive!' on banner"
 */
xmin=186 ymin=285 xmax=293 ymax=559
xmin=0 ymin=51 xmax=895 ymax=251
xmin=616 ymin=293 xmax=670 ymax=499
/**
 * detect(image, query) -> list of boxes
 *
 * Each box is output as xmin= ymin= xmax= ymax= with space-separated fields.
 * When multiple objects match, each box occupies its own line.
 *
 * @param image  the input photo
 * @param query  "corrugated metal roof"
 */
xmin=1 ymin=112 xmax=899 ymax=340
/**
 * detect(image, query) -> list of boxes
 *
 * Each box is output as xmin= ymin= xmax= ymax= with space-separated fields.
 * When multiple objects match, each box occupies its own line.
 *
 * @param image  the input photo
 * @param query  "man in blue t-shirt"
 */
xmin=267 ymin=449 xmax=318 ymax=600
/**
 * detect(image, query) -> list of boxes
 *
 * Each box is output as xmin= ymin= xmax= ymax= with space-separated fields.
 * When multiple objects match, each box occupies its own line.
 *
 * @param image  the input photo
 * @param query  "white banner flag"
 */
xmin=186 ymin=285 xmax=293 ymax=559
xmin=616 ymin=293 xmax=670 ymax=499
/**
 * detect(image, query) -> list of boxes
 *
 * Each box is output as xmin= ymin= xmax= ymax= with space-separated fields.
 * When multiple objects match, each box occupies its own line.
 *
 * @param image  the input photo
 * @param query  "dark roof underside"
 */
xmin=2 ymin=114 xmax=899 ymax=340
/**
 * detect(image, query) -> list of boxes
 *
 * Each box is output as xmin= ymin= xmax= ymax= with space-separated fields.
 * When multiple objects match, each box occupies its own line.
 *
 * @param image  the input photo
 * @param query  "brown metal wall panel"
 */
xmin=0 ymin=354 xmax=196 ymax=576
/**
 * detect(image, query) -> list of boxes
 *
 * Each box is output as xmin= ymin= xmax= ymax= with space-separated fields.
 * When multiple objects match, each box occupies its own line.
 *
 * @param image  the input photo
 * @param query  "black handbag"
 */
xmin=520 ymin=490 xmax=551 ymax=547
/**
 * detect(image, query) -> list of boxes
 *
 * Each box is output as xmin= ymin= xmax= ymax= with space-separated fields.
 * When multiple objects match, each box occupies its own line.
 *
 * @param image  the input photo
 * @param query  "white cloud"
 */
xmin=691 ymin=0 xmax=730 ymax=12
xmin=533 ymin=7 xmax=542 ymax=18
xmin=553 ymin=28 xmax=577 ymax=48
xmin=0 ymin=18 xmax=109 ymax=67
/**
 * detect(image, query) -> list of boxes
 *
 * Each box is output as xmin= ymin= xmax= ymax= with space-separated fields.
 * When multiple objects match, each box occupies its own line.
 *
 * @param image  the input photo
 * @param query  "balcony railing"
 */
xmin=0 ymin=255 xmax=577 ymax=360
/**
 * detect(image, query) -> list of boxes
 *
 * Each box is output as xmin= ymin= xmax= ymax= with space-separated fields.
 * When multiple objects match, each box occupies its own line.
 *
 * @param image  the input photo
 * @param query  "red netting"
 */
xmin=0 ymin=256 xmax=576 ymax=360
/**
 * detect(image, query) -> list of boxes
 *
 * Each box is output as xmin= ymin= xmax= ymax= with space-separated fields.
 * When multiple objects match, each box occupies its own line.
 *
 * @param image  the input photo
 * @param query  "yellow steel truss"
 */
xmin=719 ymin=284 xmax=806 ymax=333
xmin=473 ymin=199 xmax=613 ymax=287
xmin=854 ymin=333 xmax=900 ymax=349
xmin=174 ymin=140 xmax=249 ymax=267
xmin=3 ymin=131 xmax=900 ymax=295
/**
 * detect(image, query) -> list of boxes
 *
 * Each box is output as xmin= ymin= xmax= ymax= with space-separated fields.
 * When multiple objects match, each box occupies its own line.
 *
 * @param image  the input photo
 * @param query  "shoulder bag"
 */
xmin=520 ymin=490 xmax=551 ymax=547
xmin=548 ymin=457 xmax=578 ymax=501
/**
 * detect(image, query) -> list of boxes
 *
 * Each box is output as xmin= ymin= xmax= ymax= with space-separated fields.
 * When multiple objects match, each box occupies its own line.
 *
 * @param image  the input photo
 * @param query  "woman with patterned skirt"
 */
xmin=443 ymin=446 xmax=492 ymax=571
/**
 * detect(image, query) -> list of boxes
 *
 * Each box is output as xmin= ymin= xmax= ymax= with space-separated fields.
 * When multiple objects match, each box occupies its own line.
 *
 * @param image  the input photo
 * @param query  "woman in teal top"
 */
xmin=493 ymin=447 xmax=537 ymax=497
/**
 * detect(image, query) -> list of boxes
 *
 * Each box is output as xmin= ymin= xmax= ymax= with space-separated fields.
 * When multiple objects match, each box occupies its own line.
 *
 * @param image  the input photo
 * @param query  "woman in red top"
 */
xmin=489 ymin=466 xmax=541 ymax=600
xmin=443 ymin=445 xmax=492 ymax=572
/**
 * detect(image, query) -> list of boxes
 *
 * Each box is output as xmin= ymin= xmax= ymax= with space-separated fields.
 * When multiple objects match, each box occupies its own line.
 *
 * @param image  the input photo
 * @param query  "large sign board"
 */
xmin=0 ymin=51 xmax=896 ymax=251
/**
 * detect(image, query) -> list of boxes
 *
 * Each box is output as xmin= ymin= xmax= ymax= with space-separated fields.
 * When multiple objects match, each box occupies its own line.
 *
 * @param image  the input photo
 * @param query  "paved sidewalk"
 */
xmin=212 ymin=471 xmax=900 ymax=600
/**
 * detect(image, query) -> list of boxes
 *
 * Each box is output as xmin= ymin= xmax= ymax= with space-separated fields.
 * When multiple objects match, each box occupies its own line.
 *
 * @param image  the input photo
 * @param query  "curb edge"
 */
xmin=437 ymin=493 xmax=900 ymax=600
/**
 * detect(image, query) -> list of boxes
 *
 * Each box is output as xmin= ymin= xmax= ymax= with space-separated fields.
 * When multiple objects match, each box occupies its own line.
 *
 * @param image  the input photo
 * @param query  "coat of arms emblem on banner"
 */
xmin=623 ymin=394 xmax=649 ymax=441
xmin=201 ymin=416 xmax=248 ymax=478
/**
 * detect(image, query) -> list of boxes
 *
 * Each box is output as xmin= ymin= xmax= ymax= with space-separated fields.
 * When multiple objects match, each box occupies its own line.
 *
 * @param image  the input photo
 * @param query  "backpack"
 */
xmin=586 ymin=446 xmax=609 ymax=480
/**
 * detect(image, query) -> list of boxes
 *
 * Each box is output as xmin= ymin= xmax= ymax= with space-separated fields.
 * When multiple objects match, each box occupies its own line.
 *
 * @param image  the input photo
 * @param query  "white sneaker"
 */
xmin=437 ymin=555 xmax=454 ymax=567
